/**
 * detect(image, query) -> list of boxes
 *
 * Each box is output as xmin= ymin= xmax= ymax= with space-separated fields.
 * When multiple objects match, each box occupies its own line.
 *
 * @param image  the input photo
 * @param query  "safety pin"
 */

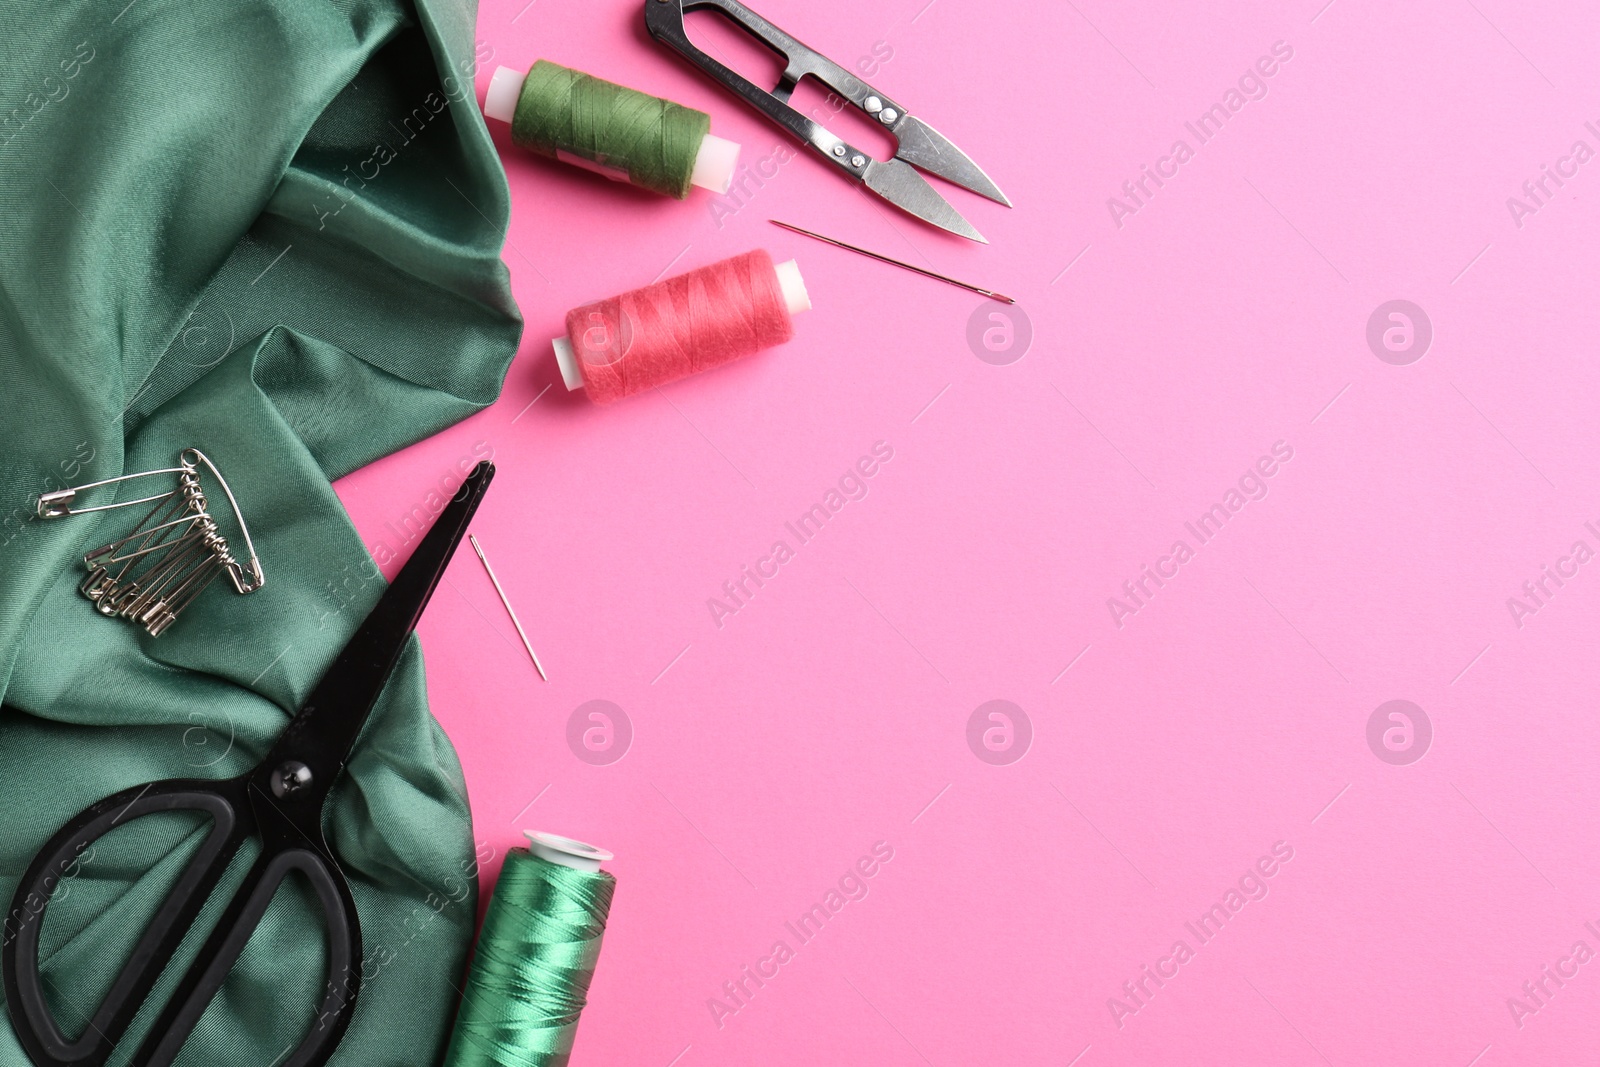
xmin=37 ymin=467 xmax=190 ymax=519
xmin=182 ymin=448 xmax=264 ymax=593
xmin=86 ymin=513 xmax=206 ymax=566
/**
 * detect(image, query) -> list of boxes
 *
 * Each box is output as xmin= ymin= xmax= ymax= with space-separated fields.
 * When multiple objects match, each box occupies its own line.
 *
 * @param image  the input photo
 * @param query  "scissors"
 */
xmin=645 ymin=0 xmax=1011 ymax=242
xmin=2 ymin=461 xmax=495 ymax=1067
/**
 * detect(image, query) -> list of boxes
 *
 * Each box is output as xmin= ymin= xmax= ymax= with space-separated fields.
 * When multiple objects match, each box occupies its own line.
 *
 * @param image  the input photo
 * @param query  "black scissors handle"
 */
xmin=3 ymin=777 xmax=358 ymax=1067
xmin=128 ymin=825 xmax=358 ymax=1067
xmin=3 ymin=462 xmax=496 ymax=1067
xmin=4 ymin=778 xmax=246 ymax=1067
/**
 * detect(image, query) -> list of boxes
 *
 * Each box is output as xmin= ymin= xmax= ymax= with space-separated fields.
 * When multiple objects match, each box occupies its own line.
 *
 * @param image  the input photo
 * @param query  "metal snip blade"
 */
xmin=860 ymin=159 xmax=987 ymax=243
xmin=893 ymin=116 xmax=1012 ymax=207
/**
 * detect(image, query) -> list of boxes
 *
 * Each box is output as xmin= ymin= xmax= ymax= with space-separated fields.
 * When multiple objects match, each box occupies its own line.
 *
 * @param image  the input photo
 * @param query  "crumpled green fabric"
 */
xmin=0 ymin=0 xmax=521 ymax=1063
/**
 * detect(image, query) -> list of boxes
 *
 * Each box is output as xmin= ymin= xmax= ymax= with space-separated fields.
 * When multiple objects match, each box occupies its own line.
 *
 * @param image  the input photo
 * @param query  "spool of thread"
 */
xmin=551 ymin=249 xmax=810 ymax=404
xmin=442 ymin=832 xmax=617 ymax=1067
xmin=483 ymin=62 xmax=741 ymax=197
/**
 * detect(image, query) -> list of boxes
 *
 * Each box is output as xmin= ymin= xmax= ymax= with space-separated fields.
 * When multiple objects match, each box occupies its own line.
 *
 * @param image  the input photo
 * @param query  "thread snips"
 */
xmin=645 ymin=0 xmax=1010 ymax=242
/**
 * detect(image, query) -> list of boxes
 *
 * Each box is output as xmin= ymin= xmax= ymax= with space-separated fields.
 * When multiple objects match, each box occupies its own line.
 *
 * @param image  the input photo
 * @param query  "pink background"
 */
xmin=335 ymin=0 xmax=1600 ymax=1062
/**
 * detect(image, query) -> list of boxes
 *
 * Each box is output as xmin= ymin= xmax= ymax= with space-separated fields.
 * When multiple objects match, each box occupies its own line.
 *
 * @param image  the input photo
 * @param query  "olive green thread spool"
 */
xmin=442 ymin=832 xmax=616 ymax=1067
xmin=483 ymin=62 xmax=739 ymax=198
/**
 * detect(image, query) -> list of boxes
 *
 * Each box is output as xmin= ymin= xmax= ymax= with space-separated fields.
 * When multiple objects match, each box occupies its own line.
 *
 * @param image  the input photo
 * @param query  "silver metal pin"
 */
xmin=769 ymin=219 xmax=1015 ymax=304
xmin=469 ymin=534 xmax=547 ymax=681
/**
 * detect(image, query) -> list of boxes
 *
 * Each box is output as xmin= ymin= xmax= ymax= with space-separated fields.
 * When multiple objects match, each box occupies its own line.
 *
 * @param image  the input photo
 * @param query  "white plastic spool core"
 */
xmin=689 ymin=134 xmax=740 ymax=195
xmin=550 ymin=259 xmax=809 ymax=391
xmin=525 ymin=830 xmax=613 ymax=872
xmin=551 ymin=335 xmax=583 ymax=391
xmin=483 ymin=66 xmax=523 ymax=123
xmin=773 ymin=258 xmax=811 ymax=315
xmin=481 ymin=66 xmax=740 ymax=194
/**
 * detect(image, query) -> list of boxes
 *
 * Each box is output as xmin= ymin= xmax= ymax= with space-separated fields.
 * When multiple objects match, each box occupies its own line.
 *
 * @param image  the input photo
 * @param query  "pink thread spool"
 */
xmin=552 ymin=250 xmax=810 ymax=404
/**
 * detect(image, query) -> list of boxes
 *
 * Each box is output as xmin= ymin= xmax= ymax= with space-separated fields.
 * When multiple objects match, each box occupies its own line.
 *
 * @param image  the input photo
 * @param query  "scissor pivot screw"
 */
xmin=271 ymin=761 xmax=314 ymax=797
xmin=879 ymin=108 xmax=898 ymax=124
xmin=864 ymin=96 xmax=882 ymax=113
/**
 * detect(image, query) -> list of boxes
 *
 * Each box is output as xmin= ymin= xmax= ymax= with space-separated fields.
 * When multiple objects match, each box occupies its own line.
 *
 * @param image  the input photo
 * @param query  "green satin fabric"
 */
xmin=0 ymin=0 xmax=522 ymax=1064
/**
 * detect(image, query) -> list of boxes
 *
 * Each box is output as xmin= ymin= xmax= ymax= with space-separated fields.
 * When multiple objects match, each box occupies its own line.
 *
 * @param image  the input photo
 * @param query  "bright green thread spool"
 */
xmin=443 ymin=840 xmax=616 ymax=1067
xmin=511 ymin=60 xmax=710 ymax=199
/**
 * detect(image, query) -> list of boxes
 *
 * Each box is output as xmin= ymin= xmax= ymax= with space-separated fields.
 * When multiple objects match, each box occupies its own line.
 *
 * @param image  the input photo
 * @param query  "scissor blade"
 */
xmin=893 ymin=116 xmax=1012 ymax=207
xmin=261 ymin=462 xmax=495 ymax=786
xmin=861 ymin=158 xmax=987 ymax=243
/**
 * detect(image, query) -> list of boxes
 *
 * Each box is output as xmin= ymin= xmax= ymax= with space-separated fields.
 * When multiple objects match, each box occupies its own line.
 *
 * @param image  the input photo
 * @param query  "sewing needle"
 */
xmin=769 ymin=219 xmax=1014 ymax=304
xmin=469 ymin=534 xmax=548 ymax=681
